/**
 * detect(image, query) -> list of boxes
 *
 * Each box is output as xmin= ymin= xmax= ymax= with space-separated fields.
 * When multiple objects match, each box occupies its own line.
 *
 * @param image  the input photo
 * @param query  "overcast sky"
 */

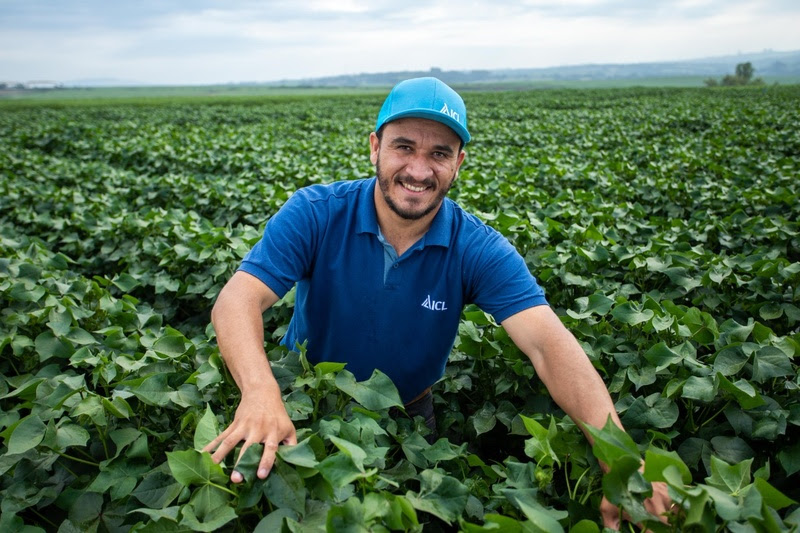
xmin=2 ymin=0 xmax=799 ymax=85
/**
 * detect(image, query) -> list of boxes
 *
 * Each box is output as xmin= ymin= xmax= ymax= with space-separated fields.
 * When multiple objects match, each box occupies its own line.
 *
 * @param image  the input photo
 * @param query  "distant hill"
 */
xmin=261 ymin=49 xmax=800 ymax=87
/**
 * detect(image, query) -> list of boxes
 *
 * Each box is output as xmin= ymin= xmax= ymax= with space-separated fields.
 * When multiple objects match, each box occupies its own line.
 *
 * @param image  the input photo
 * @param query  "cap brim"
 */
xmin=379 ymin=109 xmax=471 ymax=145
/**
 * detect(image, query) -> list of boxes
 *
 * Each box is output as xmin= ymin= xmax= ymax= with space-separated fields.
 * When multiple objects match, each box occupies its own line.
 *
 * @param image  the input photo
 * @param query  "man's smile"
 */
xmin=398 ymin=181 xmax=430 ymax=193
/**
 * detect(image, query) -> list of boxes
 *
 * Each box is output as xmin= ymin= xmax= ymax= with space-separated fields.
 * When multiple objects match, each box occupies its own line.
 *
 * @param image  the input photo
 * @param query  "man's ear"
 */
xmin=455 ymin=149 xmax=466 ymax=176
xmin=369 ymin=132 xmax=380 ymax=165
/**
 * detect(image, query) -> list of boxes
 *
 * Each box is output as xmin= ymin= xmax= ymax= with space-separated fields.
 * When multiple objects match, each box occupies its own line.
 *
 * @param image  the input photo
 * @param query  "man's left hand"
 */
xmin=599 ymin=480 xmax=673 ymax=530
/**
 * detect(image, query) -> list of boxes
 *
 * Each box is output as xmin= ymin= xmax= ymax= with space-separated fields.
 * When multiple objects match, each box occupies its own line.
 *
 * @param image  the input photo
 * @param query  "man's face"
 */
xmin=370 ymin=118 xmax=465 ymax=221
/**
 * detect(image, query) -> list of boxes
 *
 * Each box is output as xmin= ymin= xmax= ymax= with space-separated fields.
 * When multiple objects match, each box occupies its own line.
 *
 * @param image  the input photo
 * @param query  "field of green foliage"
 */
xmin=1 ymin=85 xmax=799 ymax=532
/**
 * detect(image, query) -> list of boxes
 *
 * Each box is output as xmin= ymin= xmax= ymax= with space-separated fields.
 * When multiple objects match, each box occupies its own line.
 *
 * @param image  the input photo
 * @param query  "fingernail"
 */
xmin=258 ymin=468 xmax=268 ymax=477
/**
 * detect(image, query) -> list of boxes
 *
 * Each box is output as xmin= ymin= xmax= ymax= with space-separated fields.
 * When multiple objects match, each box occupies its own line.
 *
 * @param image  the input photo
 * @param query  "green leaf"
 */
xmin=254 ymin=509 xmax=298 ymax=533
xmin=326 ymin=497 xmax=369 ymax=533
xmin=462 ymin=514 xmax=525 ymax=532
xmin=711 ymin=436 xmax=755 ymax=466
xmin=643 ymin=447 xmax=692 ymax=484
xmin=314 ymin=361 xmax=346 ymax=376
xmin=716 ymin=373 xmax=765 ymax=409
xmin=317 ymin=453 xmax=375 ymax=488
xmin=334 ymin=369 xmax=403 ymax=410
xmin=681 ymin=376 xmax=716 ymax=402
xmin=611 ymin=302 xmax=654 ymax=326
xmin=329 ymin=435 xmax=367 ymax=472
xmin=166 ymin=449 xmax=227 ymax=487
xmin=566 ymin=293 xmax=614 ymax=319
xmin=643 ymin=342 xmax=684 ymax=370
xmin=627 ymin=365 xmax=656 ymax=390
xmin=277 ymin=437 xmax=320 ymax=469
xmin=262 ymin=460 xmax=306 ymax=516
xmin=713 ymin=345 xmax=750 ymax=376
xmin=568 ymin=519 xmax=600 ymax=533
xmin=193 ymin=405 xmax=219 ymax=451
xmin=112 ymin=272 xmax=141 ymax=292
xmin=472 ymin=402 xmax=497 ymax=436
xmin=72 ymin=394 xmax=107 ymax=426
xmin=87 ymin=459 xmax=149 ymax=501
xmin=189 ymin=483 xmax=230 ymax=521
xmin=717 ymin=319 xmax=754 ymax=346
xmin=65 ymin=327 xmax=96 ymax=345
xmin=152 ymin=333 xmax=189 ymax=357
xmin=6 ymin=414 xmax=47 ymax=455
xmin=701 ymin=484 xmax=742 ymax=521
xmin=180 ymin=498 xmax=237 ymax=532
xmin=777 ymin=441 xmax=800 ymax=476
xmin=132 ymin=470 xmax=183 ymax=508
xmin=401 ymin=432 xmax=431 ymax=469
xmin=68 ymin=491 xmax=103 ymax=527
xmin=129 ymin=505 xmax=181 ymax=523
xmin=35 ymin=331 xmax=71 ymax=361
xmin=704 ymin=455 xmax=751 ymax=494
xmin=132 ymin=373 xmax=173 ymax=407
xmin=55 ymin=423 xmax=90 ymax=450
xmin=283 ymin=390 xmax=314 ymax=421
xmin=422 ymin=439 xmax=465 ymax=464
xmin=601 ymin=455 xmax=647 ymax=510
xmin=584 ymin=416 xmax=641 ymax=468
xmin=520 ymin=415 xmax=559 ymax=467
xmin=47 ymin=308 xmax=73 ymax=336
xmin=514 ymin=497 xmax=566 ymax=533
xmin=109 ymin=427 xmax=144 ymax=460
xmin=620 ymin=393 xmax=678 ymax=429
xmin=751 ymin=346 xmax=793 ymax=382
xmin=405 ymin=469 xmax=469 ymax=524
xmin=102 ymin=397 xmax=133 ymax=419
xmin=759 ymin=302 xmax=783 ymax=320
xmin=752 ymin=477 xmax=797 ymax=510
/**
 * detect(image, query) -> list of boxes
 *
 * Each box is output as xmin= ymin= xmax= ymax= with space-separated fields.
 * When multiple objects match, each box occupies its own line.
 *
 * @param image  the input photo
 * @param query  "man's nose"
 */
xmin=404 ymin=153 xmax=434 ymax=180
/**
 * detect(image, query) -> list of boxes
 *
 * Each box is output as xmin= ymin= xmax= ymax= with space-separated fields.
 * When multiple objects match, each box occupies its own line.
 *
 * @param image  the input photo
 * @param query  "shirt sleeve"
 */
xmin=466 ymin=229 xmax=548 ymax=323
xmin=238 ymin=190 xmax=317 ymax=298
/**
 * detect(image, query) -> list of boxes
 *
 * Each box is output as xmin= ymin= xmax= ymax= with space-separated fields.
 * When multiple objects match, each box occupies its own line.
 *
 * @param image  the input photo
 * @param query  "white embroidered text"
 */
xmin=421 ymin=295 xmax=447 ymax=311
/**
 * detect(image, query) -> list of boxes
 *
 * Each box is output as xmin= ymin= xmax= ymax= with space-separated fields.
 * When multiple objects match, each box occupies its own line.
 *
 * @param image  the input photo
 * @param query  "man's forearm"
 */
xmin=502 ymin=306 xmax=623 ymax=441
xmin=211 ymin=271 xmax=282 ymax=397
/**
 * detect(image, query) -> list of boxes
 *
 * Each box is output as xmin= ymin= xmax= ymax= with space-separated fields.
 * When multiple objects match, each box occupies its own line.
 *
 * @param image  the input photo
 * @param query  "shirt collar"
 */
xmin=356 ymin=177 xmax=453 ymax=249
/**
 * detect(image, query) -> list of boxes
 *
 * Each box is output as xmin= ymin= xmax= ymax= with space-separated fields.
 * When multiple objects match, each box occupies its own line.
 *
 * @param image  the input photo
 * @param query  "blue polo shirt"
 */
xmin=239 ymin=178 xmax=548 ymax=403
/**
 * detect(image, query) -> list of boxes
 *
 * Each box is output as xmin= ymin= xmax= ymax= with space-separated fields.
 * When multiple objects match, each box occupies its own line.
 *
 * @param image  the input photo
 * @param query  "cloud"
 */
xmin=1 ymin=0 xmax=798 ymax=84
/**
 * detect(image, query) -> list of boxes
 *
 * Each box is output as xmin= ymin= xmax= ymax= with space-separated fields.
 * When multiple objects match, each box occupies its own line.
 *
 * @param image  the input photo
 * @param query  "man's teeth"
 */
xmin=401 ymin=182 xmax=427 ymax=192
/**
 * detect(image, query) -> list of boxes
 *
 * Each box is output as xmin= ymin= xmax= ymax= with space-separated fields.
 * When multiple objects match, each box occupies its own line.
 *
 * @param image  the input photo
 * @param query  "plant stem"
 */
xmin=8 ymin=356 xmax=20 ymax=376
xmin=95 ymin=423 xmax=110 ymax=459
xmin=30 ymin=508 xmax=58 ymax=529
xmin=699 ymin=400 xmax=731 ymax=429
xmin=564 ymin=462 xmax=573 ymax=499
xmin=57 ymin=459 xmax=81 ymax=478
xmin=209 ymin=481 xmax=239 ymax=498
xmin=56 ymin=450 xmax=100 ymax=467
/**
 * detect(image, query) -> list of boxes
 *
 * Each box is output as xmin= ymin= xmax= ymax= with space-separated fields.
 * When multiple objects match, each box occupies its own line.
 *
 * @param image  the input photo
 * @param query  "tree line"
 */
xmin=705 ymin=62 xmax=764 ymax=87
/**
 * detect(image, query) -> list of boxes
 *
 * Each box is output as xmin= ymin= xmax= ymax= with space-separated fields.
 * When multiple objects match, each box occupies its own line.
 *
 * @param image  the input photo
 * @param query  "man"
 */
xmin=204 ymin=77 xmax=671 ymax=528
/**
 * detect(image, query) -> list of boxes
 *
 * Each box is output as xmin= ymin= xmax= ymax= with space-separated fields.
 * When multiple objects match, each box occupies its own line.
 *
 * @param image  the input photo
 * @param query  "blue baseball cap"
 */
xmin=375 ymin=77 xmax=470 ymax=145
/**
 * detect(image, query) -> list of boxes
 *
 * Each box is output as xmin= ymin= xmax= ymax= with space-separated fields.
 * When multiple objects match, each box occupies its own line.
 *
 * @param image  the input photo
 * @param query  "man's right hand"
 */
xmin=203 ymin=390 xmax=297 ymax=483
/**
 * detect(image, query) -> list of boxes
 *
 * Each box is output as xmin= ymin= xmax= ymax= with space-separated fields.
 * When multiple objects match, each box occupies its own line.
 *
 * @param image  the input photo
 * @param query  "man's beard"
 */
xmin=376 ymin=159 xmax=455 ymax=221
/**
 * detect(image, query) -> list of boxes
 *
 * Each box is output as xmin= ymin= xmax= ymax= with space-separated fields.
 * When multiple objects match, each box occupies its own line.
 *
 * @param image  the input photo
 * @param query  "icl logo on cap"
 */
xmin=440 ymin=103 xmax=460 ymax=124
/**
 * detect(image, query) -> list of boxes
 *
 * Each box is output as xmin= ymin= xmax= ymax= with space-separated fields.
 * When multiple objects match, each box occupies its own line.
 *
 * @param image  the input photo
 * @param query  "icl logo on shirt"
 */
xmin=421 ymin=295 xmax=447 ymax=311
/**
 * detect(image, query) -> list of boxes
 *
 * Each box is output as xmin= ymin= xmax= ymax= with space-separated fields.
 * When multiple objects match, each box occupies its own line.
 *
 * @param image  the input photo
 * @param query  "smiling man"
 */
xmin=205 ymin=77 xmax=671 ymax=528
